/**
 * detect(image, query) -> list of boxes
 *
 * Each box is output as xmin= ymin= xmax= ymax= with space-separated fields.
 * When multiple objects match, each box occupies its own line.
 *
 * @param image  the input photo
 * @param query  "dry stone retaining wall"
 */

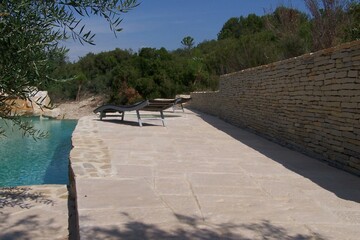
xmin=190 ymin=40 xmax=360 ymax=175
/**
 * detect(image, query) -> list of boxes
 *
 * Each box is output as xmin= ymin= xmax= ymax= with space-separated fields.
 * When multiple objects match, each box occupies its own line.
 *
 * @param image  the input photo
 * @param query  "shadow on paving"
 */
xmin=94 ymin=119 xmax=159 ymax=127
xmin=80 ymin=214 xmax=325 ymax=240
xmin=194 ymin=110 xmax=360 ymax=203
xmin=0 ymin=187 xmax=53 ymax=209
xmin=0 ymin=213 xmax=61 ymax=240
xmin=0 ymin=187 xmax=58 ymax=240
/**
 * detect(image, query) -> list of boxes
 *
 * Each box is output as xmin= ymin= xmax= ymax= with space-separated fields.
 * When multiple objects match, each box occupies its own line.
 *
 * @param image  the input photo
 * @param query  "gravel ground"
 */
xmin=57 ymin=96 xmax=104 ymax=119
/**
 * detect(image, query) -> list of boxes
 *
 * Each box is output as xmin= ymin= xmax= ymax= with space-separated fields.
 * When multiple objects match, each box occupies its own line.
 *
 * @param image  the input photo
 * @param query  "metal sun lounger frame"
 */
xmin=93 ymin=99 xmax=176 ymax=127
xmin=173 ymin=97 xmax=191 ymax=112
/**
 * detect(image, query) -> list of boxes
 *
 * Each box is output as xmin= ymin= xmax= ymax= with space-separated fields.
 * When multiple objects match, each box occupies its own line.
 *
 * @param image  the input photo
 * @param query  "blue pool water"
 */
xmin=0 ymin=117 xmax=77 ymax=187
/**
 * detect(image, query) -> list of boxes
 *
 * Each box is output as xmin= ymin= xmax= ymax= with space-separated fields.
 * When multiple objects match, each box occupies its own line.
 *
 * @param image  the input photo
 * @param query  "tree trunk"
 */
xmin=76 ymin=84 xmax=82 ymax=102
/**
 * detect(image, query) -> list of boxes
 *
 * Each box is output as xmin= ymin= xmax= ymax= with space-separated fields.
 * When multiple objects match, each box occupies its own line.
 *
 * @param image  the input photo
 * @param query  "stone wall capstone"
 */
xmin=190 ymin=40 xmax=360 ymax=176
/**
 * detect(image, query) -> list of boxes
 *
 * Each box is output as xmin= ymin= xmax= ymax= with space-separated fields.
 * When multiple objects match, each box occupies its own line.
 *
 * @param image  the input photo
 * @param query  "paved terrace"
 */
xmin=71 ymin=109 xmax=360 ymax=240
xmin=0 ymin=185 xmax=69 ymax=239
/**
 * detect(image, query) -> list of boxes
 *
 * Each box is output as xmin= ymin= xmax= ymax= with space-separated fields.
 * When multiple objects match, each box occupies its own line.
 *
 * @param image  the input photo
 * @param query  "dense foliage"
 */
xmin=0 ymin=0 xmax=138 ymax=136
xmin=49 ymin=1 xmax=359 ymax=105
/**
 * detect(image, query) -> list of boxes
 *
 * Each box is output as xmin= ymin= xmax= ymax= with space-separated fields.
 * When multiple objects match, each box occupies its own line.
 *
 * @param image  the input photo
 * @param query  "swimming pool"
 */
xmin=0 ymin=117 xmax=77 ymax=187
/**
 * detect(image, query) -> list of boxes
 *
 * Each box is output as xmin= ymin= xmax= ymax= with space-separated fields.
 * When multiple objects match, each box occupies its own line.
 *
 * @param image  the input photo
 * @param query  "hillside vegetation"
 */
xmin=48 ymin=2 xmax=359 ymax=105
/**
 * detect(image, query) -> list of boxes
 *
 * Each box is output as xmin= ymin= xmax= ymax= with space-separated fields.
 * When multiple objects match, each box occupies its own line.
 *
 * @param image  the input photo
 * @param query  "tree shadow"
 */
xmin=0 ymin=213 xmax=63 ymax=240
xmin=0 ymin=214 xmax=40 ymax=240
xmin=193 ymin=110 xmax=360 ymax=203
xmin=0 ymin=187 xmax=60 ymax=240
xmin=80 ymin=214 xmax=325 ymax=239
xmin=0 ymin=187 xmax=53 ymax=209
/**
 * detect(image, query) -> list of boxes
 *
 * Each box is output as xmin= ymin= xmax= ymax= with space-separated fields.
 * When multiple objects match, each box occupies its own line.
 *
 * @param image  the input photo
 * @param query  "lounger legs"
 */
xmin=172 ymin=103 xmax=185 ymax=113
xmin=136 ymin=110 xmax=143 ymax=127
xmin=136 ymin=110 xmax=165 ymax=127
xmin=160 ymin=110 xmax=165 ymax=127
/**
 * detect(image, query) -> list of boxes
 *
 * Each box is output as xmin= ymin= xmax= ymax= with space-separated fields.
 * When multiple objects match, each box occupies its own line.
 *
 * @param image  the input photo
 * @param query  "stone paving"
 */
xmin=0 ymin=185 xmax=69 ymax=239
xmin=71 ymin=109 xmax=360 ymax=240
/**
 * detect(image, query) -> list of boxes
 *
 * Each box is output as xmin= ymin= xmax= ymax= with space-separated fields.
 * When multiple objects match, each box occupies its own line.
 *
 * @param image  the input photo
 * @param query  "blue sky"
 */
xmin=63 ymin=0 xmax=308 ymax=62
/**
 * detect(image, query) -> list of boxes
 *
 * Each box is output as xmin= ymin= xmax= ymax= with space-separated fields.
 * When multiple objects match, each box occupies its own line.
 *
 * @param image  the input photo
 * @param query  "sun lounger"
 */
xmin=173 ymin=97 xmax=191 ymax=112
xmin=93 ymin=99 xmax=176 ymax=127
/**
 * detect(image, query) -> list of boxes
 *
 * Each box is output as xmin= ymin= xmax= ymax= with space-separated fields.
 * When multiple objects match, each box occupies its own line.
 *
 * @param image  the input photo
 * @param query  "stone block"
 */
xmin=352 ymin=54 xmax=360 ymax=61
xmin=343 ymin=142 xmax=360 ymax=153
xmin=341 ymin=102 xmax=358 ymax=108
xmin=335 ymin=71 xmax=348 ymax=78
xmin=321 ymin=101 xmax=341 ymax=107
xmin=348 ymin=70 xmax=358 ymax=78
xmin=43 ymin=108 xmax=61 ymax=118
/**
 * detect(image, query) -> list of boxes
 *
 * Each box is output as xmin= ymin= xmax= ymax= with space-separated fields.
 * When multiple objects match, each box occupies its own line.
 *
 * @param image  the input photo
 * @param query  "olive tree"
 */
xmin=0 ymin=0 xmax=138 ymax=137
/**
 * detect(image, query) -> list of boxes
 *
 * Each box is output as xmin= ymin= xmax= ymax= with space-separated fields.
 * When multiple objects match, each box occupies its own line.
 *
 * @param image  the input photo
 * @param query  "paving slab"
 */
xmin=71 ymin=109 xmax=360 ymax=240
xmin=0 ymin=185 xmax=69 ymax=240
